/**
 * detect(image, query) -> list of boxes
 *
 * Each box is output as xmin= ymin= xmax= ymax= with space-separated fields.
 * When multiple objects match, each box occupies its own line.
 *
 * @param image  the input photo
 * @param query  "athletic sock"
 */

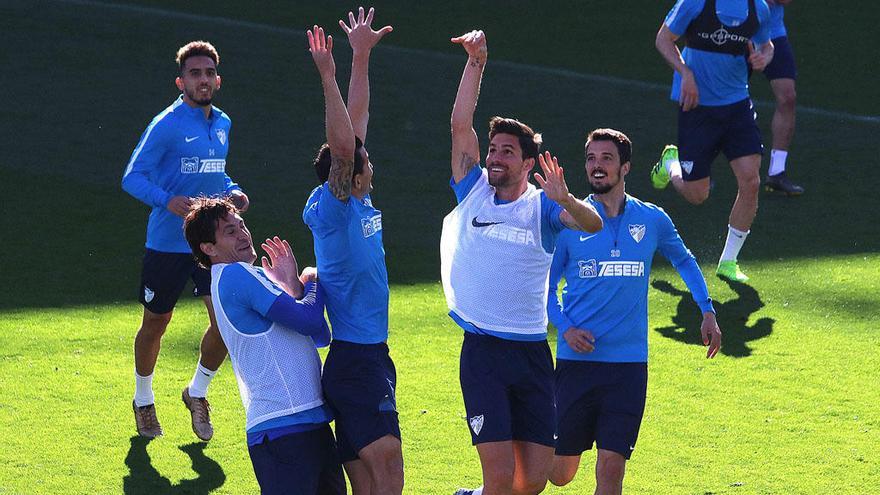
xmin=720 ymin=225 xmax=749 ymax=262
xmin=134 ymin=371 xmax=155 ymax=407
xmin=472 ymin=488 xmax=483 ymax=495
xmin=768 ymin=149 xmax=788 ymax=176
xmin=188 ymin=363 xmax=216 ymax=399
xmin=663 ymin=152 xmax=682 ymax=179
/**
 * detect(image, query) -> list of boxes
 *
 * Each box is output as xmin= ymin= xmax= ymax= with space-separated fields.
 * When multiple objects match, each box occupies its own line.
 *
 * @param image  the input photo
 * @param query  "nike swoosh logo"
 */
xmin=472 ymin=217 xmax=504 ymax=228
xmin=185 ymin=136 xmax=199 ymax=143
xmin=580 ymin=234 xmax=598 ymax=241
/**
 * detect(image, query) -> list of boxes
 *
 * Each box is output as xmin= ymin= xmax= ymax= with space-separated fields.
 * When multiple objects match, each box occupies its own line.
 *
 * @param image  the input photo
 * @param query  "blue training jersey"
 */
xmin=548 ymin=195 xmax=714 ymax=363
xmin=213 ymin=263 xmax=333 ymax=442
xmin=122 ymin=96 xmax=241 ymax=253
xmin=665 ymin=0 xmax=772 ymax=106
xmin=448 ymin=165 xmax=566 ymax=342
xmin=767 ymin=3 xmax=786 ymax=39
xmin=303 ymin=183 xmax=390 ymax=344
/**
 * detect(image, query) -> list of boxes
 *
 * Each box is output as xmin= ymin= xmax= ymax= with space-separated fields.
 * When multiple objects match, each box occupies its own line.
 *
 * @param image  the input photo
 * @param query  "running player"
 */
xmin=122 ymin=41 xmax=248 ymax=440
xmin=548 ymin=129 xmax=721 ymax=495
xmin=183 ymin=197 xmax=344 ymax=495
xmin=652 ymin=0 xmax=774 ymax=282
xmin=302 ymin=11 xmax=403 ymax=495
xmin=444 ymin=30 xmax=602 ymax=495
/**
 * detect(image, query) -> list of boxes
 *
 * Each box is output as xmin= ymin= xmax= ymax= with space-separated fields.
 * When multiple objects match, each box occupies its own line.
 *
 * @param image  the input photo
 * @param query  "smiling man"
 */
xmin=122 ymin=41 xmax=248 ymax=441
xmin=183 ymin=197 xmax=344 ymax=495
xmin=443 ymin=30 xmax=602 ymax=495
xmin=547 ymin=129 xmax=721 ymax=495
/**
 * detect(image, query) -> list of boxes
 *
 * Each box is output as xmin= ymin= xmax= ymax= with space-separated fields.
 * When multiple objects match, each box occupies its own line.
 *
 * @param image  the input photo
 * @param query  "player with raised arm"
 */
xmin=122 ymin=41 xmax=248 ymax=441
xmin=302 ymin=10 xmax=403 ymax=495
xmin=547 ymin=129 xmax=720 ymax=495
xmin=183 ymin=197 xmax=345 ymax=495
xmin=652 ymin=0 xmax=775 ymax=283
xmin=443 ymin=30 xmax=602 ymax=495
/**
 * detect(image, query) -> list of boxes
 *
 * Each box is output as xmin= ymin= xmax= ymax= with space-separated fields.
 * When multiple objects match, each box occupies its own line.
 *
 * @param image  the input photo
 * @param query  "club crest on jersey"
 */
xmin=629 ymin=224 xmax=646 ymax=243
xmin=215 ymin=128 xmax=226 ymax=145
xmin=469 ymin=415 xmax=484 ymax=436
xmin=144 ymin=287 xmax=155 ymax=303
xmin=361 ymin=214 xmax=383 ymax=238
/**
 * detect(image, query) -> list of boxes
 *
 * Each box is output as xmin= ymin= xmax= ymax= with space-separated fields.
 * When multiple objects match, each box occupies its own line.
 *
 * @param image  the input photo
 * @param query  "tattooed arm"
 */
xmin=308 ymin=24 xmax=355 ymax=202
xmin=450 ymin=29 xmax=487 ymax=183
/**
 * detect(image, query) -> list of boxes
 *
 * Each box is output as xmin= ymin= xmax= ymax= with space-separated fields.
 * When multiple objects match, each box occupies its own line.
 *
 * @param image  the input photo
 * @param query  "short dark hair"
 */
xmin=488 ymin=117 xmax=542 ymax=160
xmin=176 ymin=41 xmax=220 ymax=73
xmin=313 ymin=137 xmax=365 ymax=183
xmin=585 ymin=128 xmax=632 ymax=166
xmin=184 ymin=196 xmax=238 ymax=268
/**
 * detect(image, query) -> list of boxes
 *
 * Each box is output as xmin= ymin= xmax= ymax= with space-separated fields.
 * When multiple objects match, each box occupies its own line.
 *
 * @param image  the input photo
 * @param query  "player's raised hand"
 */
xmin=261 ymin=236 xmax=304 ymax=298
xmin=563 ymin=327 xmax=596 ymax=353
xmin=451 ymin=29 xmax=488 ymax=61
xmin=700 ymin=311 xmax=722 ymax=359
xmin=339 ymin=6 xmax=393 ymax=54
xmin=534 ymin=151 xmax=571 ymax=204
xmin=307 ymin=25 xmax=335 ymax=77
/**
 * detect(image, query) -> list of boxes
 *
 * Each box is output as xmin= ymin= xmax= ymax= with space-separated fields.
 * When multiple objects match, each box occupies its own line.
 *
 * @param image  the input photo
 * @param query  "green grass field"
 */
xmin=1 ymin=1 xmax=878 ymax=494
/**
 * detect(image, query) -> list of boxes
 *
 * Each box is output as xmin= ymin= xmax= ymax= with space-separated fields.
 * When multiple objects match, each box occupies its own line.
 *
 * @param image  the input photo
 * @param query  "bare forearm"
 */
xmin=655 ymin=27 xmax=690 ymax=77
xmin=451 ymin=56 xmax=485 ymax=130
xmin=560 ymin=196 xmax=603 ymax=233
xmin=348 ymin=51 xmax=370 ymax=140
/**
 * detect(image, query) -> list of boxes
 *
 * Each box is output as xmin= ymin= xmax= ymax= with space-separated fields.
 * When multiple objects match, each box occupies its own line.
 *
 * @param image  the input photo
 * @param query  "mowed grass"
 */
xmin=1 ymin=260 xmax=878 ymax=494
xmin=1 ymin=1 xmax=879 ymax=494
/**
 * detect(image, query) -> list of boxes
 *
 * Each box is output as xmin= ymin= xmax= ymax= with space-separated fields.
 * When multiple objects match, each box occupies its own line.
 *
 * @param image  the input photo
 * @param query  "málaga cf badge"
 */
xmin=628 ymin=224 xmax=646 ymax=243
xmin=216 ymin=128 xmax=227 ymax=145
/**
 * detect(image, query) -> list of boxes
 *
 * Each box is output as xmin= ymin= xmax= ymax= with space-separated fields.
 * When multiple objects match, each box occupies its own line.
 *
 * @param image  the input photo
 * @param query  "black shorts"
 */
xmin=678 ymin=98 xmax=763 ymax=181
xmin=555 ymin=360 xmax=648 ymax=460
xmin=459 ymin=332 xmax=555 ymax=447
xmin=763 ymin=36 xmax=797 ymax=81
xmin=247 ymin=424 xmax=346 ymax=495
xmin=321 ymin=340 xmax=400 ymax=463
xmin=139 ymin=248 xmax=211 ymax=314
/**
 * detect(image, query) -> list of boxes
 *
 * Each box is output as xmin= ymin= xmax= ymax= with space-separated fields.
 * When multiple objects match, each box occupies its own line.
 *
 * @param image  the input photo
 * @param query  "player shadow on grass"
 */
xmin=123 ymin=436 xmax=225 ymax=494
xmin=651 ymin=278 xmax=774 ymax=358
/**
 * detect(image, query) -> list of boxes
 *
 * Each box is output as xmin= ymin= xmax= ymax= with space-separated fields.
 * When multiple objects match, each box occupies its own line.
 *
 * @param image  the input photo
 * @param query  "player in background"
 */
xmin=652 ymin=0 xmax=774 ymax=283
xmin=122 ymin=41 xmax=248 ymax=441
xmin=444 ymin=29 xmax=602 ymax=495
xmin=548 ymin=129 xmax=721 ymax=495
xmin=302 ymin=10 xmax=403 ymax=495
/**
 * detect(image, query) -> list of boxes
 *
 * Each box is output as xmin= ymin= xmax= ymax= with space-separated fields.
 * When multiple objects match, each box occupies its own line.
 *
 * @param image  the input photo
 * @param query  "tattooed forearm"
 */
xmin=468 ymin=57 xmax=485 ymax=69
xmin=457 ymin=152 xmax=478 ymax=177
xmin=328 ymin=155 xmax=353 ymax=201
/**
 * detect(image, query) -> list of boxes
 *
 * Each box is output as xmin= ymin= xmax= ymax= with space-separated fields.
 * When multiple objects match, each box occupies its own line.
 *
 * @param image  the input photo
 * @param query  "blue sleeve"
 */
xmin=121 ymin=119 xmax=173 ymax=208
xmin=540 ymin=193 xmax=566 ymax=253
xmin=665 ymin=0 xmax=703 ymax=36
xmin=304 ymin=183 xmax=350 ymax=231
xmin=219 ymin=263 xmax=282 ymax=317
xmin=265 ymin=282 xmax=331 ymax=347
xmin=655 ymin=210 xmax=715 ymax=314
xmin=450 ymin=165 xmax=482 ymax=203
xmin=547 ymin=237 xmax=575 ymax=333
xmin=752 ymin=0 xmax=772 ymax=45
xmin=224 ymin=174 xmax=242 ymax=195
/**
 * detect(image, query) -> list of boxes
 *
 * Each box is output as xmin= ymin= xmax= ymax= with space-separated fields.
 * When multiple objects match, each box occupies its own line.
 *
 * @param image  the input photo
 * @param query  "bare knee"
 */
xmin=484 ymin=463 xmax=515 ymax=493
xmin=515 ymin=477 xmax=548 ymax=495
xmin=683 ymin=187 xmax=710 ymax=205
xmin=360 ymin=435 xmax=404 ymax=493
xmin=138 ymin=310 xmax=172 ymax=340
xmin=738 ymin=172 xmax=761 ymax=197
xmin=596 ymin=452 xmax=626 ymax=488
xmin=549 ymin=457 xmax=579 ymax=487
xmin=776 ymin=86 xmax=796 ymax=111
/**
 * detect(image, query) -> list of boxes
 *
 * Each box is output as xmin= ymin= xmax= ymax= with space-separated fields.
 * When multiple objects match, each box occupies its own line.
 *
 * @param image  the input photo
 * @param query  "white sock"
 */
xmin=188 ymin=363 xmax=216 ymax=399
xmin=768 ymin=149 xmax=788 ymax=176
xmin=663 ymin=154 xmax=682 ymax=178
xmin=134 ymin=371 xmax=155 ymax=407
xmin=472 ymin=488 xmax=483 ymax=495
xmin=720 ymin=225 xmax=749 ymax=262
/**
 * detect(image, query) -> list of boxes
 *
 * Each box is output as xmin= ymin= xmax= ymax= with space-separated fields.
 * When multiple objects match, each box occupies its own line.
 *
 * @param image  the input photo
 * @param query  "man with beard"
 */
xmin=122 ymin=41 xmax=248 ymax=441
xmin=443 ymin=30 xmax=602 ymax=495
xmin=546 ymin=129 xmax=721 ymax=495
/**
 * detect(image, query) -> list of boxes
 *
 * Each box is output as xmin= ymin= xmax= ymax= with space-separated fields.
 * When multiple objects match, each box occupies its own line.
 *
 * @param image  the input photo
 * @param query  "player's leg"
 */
xmin=654 ymin=105 xmax=718 ymax=204
xmin=475 ymin=441 xmax=515 ymax=494
xmin=549 ymin=455 xmax=582 ymax=487
xmin=343 ymin=459 xmax=372 ymax=495
xmin=511 ymin=441 xmax=554 ymax=495
xmin=248 ymin=426 xmax=342 ymax=495
xmin=594 ymin=449 xmax=626 ymax=495
xmin=133 ymin=249 xmax=191 ymax=437
xmin=763 ymin=36 xmax=803 ymax=194
xmin=769 ymin=78 xmax=796 ymax=154
xmin=550 ymin=360 xmax=601 ymax=487
xmin=356 ymin=434 xmax=404 ymax=495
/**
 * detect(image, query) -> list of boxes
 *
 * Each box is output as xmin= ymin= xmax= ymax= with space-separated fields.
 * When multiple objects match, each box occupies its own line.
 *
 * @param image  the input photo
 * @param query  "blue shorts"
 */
xmin=763 ymin=36 xmax=797 ymax=81
xmin=459 ymin=332 xmax=555 ymax=447
xmin=321 ymin=340 xmax=400 ymax=463
xmin=678 ymin=98 xmax=763 ymax=181
xmin=555 ymin=360 xmax=648 ymax=460
xmin=247 ymin=424 xmax=346 ymax=495
xmin=139 ymin=248 xmax=211 ymax=314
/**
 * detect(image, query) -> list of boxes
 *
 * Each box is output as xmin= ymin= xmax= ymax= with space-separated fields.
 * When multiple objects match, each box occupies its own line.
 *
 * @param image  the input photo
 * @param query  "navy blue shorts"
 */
xmin=459 ymin=332 xmax=555 ymax=447
xmin=555 ymin=360 xmax=648 ymax=460
xmin=321 ymin=340 xmax=400 ymax=463
xmin=763 ymin=36 xmax=797 ymax=81
xmin=678 ymin=98 xmax=763 ymax=181
xmin=139 ymin=248 xmax=211 ymax=314
xmin=248 ymin=424 xmax=346 ymax=495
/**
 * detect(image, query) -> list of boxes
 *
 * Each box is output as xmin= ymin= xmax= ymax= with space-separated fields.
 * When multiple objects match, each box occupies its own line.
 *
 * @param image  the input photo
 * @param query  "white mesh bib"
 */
xmin=211 ymin=263 xmax=325 ymax=430
xmin=440 ymin=169 xmax=553 ymax=336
